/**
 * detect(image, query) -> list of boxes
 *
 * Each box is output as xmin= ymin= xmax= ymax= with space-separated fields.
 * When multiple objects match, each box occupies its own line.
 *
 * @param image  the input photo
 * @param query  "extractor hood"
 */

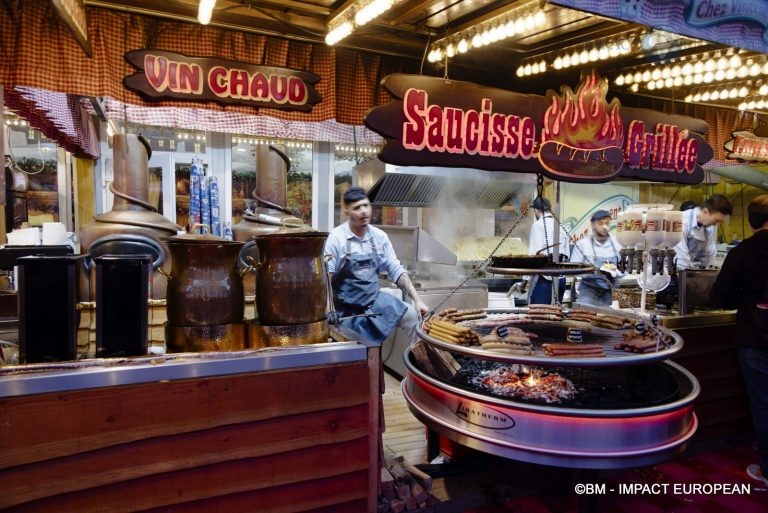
xmin=353 ymin=160 xmax=535 ymax=208
xmin=707 ymin=164 xmax=768 ymax=190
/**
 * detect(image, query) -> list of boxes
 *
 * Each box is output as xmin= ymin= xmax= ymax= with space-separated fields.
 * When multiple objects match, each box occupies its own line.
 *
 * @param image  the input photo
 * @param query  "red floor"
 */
xmin=463 ymin=443 xmax=768 ymax=513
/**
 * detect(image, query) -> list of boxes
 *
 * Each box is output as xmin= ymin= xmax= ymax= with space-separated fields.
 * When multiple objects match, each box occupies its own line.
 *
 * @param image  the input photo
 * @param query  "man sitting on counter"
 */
xmin=325 ymin=186 xmax=429 ymax=345
xmin=674 ymin=194 xmax=733 ymax=270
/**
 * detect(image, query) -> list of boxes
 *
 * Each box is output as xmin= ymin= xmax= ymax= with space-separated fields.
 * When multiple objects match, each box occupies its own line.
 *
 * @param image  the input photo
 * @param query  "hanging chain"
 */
xmin=426 ymin=205 xmax=532 ymax=319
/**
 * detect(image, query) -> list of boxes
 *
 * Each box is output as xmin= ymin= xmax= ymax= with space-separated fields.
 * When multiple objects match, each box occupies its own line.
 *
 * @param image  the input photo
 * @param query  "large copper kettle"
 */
xmin=79 ymin=133 xmax=181 ymax=300
xmin=253 ymin=231 xmax=329 ymax=325
xmin=161 ymin=233 xmax=250 ymax=327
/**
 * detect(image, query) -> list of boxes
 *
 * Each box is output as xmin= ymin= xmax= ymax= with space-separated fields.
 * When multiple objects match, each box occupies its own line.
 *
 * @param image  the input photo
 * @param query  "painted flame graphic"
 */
xmin=541 ymin=71 xmax=623 ymax=149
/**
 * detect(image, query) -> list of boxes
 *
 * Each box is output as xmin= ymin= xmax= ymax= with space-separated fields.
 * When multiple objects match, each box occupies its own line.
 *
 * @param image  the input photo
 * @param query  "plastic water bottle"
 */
xmin=223 ymin=221 xmax=233 ymax=241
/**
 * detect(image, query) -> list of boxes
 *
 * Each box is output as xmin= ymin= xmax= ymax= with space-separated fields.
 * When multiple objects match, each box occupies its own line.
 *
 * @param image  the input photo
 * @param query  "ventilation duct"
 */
xmin=353 ymin=161 xmax=535 ymax=208
xmin=707 ymin=165 xmax=768 ymax=190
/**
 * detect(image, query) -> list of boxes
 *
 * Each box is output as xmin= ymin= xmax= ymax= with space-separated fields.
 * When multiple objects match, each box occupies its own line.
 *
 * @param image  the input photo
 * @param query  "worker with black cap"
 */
xmin=570 ymin=209 xmax=623 ymax=306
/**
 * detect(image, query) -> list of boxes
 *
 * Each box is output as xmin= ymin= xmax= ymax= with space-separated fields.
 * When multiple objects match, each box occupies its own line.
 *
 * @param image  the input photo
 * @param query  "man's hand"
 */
xmin=413 ymin=297 xmax=429 ymax=319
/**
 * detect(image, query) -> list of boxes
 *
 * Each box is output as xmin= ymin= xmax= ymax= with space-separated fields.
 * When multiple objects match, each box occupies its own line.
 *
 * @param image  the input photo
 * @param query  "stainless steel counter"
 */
xmin=0 ymin=342 xmax=366 ymax=398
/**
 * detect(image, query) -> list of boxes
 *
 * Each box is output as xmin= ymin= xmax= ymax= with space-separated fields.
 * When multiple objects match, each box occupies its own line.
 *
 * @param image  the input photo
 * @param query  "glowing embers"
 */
xmin=471 ymin=364 xmax=577 ymax=404
xmin=538 ymin=72 xmax=624 ymax=179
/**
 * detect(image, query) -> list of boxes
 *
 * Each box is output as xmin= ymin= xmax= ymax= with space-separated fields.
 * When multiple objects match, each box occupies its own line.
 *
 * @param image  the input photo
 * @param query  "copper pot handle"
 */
xmin=281 ymin=217 xmax=303 ymax=228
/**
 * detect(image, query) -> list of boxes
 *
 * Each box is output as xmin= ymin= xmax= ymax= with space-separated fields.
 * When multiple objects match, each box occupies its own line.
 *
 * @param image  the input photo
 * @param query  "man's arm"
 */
xmin=396 ymin=273 xmax=428 ymax=317
xmin=705 ymin=227 xmax=719 ymax=267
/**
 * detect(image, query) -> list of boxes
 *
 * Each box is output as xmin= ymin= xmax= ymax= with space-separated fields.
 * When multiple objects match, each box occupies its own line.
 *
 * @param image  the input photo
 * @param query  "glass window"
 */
xmin=231 ymin=137 xmax=313 ymax=225
xmin=332 ymin=144 xmax=382 ymax=226
xmin=3 ymin=118 xmax=59 ymax=229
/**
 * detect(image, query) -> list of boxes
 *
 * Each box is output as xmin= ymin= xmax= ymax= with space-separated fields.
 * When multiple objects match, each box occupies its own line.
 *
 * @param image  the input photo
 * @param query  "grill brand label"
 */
xmin=454 ymin=401 xmax=516 ymax=430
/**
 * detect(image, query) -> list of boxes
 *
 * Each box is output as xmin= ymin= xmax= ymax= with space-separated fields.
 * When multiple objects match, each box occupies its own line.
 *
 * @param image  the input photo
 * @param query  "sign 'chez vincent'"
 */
xmin=724 ymin=131 xmax=768 ymax=163
xmin=124 ymin=50 xmax=322 ymax=112
xmin=365 ymin=73 xmax=713 ymax=184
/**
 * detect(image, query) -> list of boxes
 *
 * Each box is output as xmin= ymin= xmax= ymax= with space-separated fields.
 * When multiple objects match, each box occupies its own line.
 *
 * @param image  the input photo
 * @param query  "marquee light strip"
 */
xmin=427 ymin=4 xmax=546 ymax=63
xmin=325 ymin=0 xmax=405 ymax=46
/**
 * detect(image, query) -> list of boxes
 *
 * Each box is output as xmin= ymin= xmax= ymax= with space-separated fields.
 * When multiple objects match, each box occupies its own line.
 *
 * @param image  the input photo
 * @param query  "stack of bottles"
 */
xmin=188 ymin=159 xmax=224 ymax=237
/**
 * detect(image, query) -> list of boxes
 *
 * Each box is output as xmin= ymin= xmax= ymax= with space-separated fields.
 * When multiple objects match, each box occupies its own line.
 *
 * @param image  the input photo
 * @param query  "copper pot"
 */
xmin=162 ymin=234 xmax=249 ymax=326
xmin=254 ymin=231 xmax=328 ymax=325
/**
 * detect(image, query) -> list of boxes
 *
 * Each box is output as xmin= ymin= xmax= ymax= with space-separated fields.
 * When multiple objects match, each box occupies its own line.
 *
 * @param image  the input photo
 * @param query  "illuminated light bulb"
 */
xmin=630 ymin=83 xmax=639 ymax=92
xmin=726 ymin=68 xmax=737 ymax=80
xmin=580 ymin=49 xmax=589 ymax=63
xmin=710 ymin=90 xmax=720 ymax=100
xmin=489 ymin=26 xmax=500 ymax=42
xmin=198 ymin=0 xmax=217 ymax=25
xmin=514 ymin=18 xmax=525 ymax=33
xmin=751 ymin=63 xmax=762 ymax=76
xmin=760 ymin=84 xmax=768 ymax=95
xmin=562 ymin=54 xmax=571 ymax=67
xmin=516 ymin=66 xmax=524 ymax=77
xmin=657 ymin=78 xmax=665 ymax=88
xmin=457 ymin=39 xmax=469 ymax=53
xmin=598 ymin=45 xmax=609 ymax=60
xmin=728 ymin=88 xmax=738 ymax=98
xmin=539 ymin=60 xmax=547 ymax=72
xmin=589 ymin=47 xmax=599 ymax=61
xmin=325 ymin=21 xmax=354 ymax=45
xmin=648 ymin=81 xmax=656 ymax=90
xmin=525 ymin=13 xmax=535 ymax=30
xmin=758 ymin=99 xmax=766 ymax=109
xmin=571 ymin=51 xmax=580 ymax=65
xmin=693 ymin=61 xmax=704 ymax=73
xmin=703 ymin=71 xmax=714 ymax=83
xmin=704 ymin=59 xmax=716 ymax=72
xmin=535 ymin=10 xmax=546 ymax=26
xmin=624 ymin=73 xmax=634 ymax=84
xmin=504 ymin=20 xmax=515 ymax=37
xmin=717 ymin=57 xmax=729 ymax=70
xmin=634 ymin=72 xmax=642 ymax=83
xmin=685 ymin=94 xmax=693 ymax=102
xmin=748 ymin=100 xmax=757 ymax=109
xmin=693 ymin=74 xmax=703 ymax=84
xmin=524 ymin=63 xmax=532 ymax=75
xmin=531 ymin=62 xmax=539 ymax=74
xmin=615 ymin=75 xmax=625 ymax=86
xmin=737 ymin=66 xmax=748 ymax=78
xmin=446 ymin=43 xmax=455 ymax=58
xmin=427 ymin=50 xmax=437 ymax=63
xmin=651 ymin=68 xmax=662 ymax=80
xmin=730 ymin=54 xmax=742 ymax=67
xmin=701 ymin=91 xmax=710 ymax=101
xmin=472 ymin=34 xmax=482 ymax=47
xmin=481 ymin=29 xmax=491 ymax=45
xmin=671 ymin=65 xmax=681 ymax=77
xmin=693 ymin=92 xmax=702 ymax=102
xmin=763 ymin=62 xmax=768 ymax=74
xmin=554 ymin=56 xmax=563 ymax=69
xmin=738 ymin=102 xmax=747 ymax=110
xmin=661 ymin=67 xmax=671 ymax=79
xmin=741 ymin=86 xmax=751 ymax=97
xmin=663 ymin=77 xmax=672 ymax=88
xmin=714 ymin=69 xmax=725 ymax=81
xmin=683 ymin=75 xmax=693 ymax=85
xmin=609 ymin=43 xmax=619 ymax=57
xmin=642 ymin=70 xmax=651 ymax=81
xmin=673 ymin=76 xmax=683 ymax=87
xmin=682 ymin=63 xmax=693 ymax=75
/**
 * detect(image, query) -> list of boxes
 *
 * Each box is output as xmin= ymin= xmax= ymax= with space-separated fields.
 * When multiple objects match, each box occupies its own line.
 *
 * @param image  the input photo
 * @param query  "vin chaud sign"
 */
xmin=364 ymin=72 xmax=713 ymax=184
xmin=124 ymin=50 xmax=322 ymax=112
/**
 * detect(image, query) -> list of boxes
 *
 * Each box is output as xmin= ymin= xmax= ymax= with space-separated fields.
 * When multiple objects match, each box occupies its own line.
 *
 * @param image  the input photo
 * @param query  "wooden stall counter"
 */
xmin=654 ymin=310 xmax=753 ymax=447
xmin=0 ymin=341 xmax=382 ymax=513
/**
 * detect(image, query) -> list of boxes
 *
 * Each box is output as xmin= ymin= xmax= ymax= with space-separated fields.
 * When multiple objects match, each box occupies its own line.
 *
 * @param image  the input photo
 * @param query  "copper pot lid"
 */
xmin=95 ymin=210 xmax=181 ymax=234
xmin=166 ymin=232 xmax=245 ymax=245
xmin=260 ymin=229 xmax=328 ymax=238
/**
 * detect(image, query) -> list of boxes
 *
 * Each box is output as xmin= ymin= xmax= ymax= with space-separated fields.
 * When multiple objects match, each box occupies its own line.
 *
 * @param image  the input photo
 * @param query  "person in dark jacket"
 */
xmin=709 ymin=194 xmax=768 ymax=486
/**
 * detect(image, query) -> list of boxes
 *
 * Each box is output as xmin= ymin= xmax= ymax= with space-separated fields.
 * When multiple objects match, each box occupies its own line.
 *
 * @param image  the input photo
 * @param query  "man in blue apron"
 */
xmin=673 ymin=194 xmax=733 ymax=270
xmin=570 ymin=210 xmax=623 ymax=306
xmin=325 ymin=187 xmax=428 ymax=345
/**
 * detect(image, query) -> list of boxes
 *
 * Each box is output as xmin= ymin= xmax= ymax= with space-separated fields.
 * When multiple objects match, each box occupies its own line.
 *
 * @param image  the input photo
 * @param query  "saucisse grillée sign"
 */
xmin=124 ymin=50 xmax=322 ymax=112
xmin=365 ymin=73 xmax=713 ymax=184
